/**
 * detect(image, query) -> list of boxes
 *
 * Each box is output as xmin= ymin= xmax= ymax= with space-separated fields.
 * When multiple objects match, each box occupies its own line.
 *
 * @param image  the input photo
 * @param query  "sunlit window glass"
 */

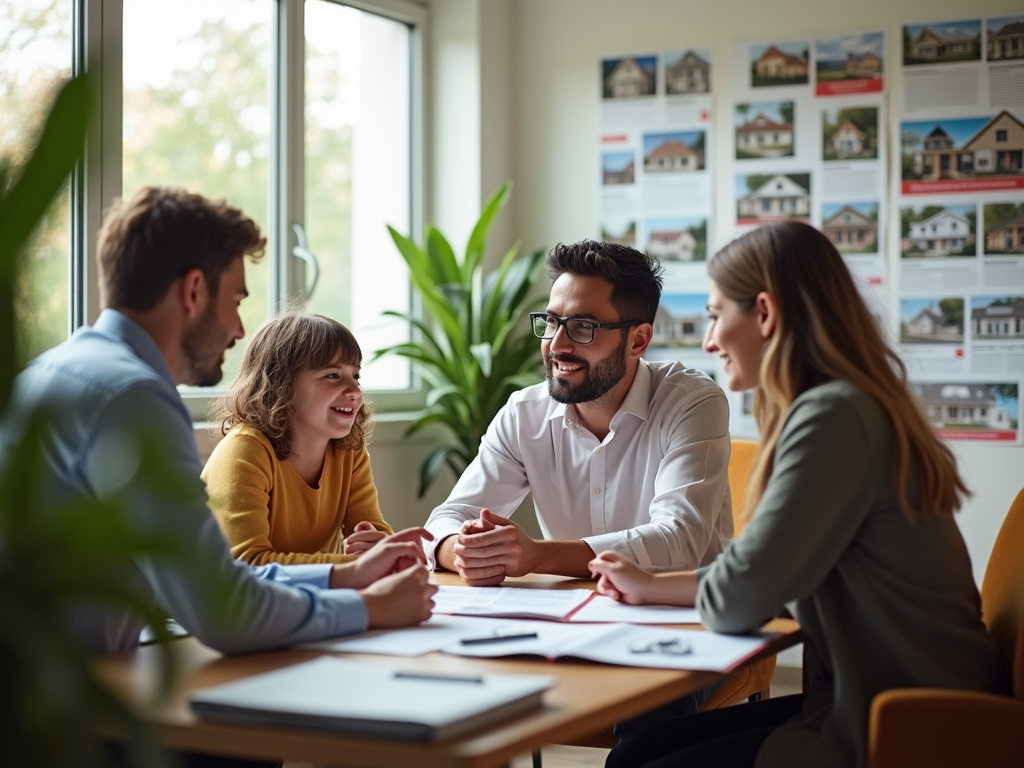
xmin=0 ymin=0 xmax=73 ymax=366
xmin=122 ymin=0 xmax=272 ymax=389
xmin=305 ymin=1 xmax=412 ymax=390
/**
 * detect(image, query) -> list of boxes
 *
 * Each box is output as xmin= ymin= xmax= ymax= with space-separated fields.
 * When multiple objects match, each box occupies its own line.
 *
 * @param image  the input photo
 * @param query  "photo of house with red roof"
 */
xmin=750 ymin=42 xmax=809 ymax=87
xmin=643 ymin=131 xmax=705 ymax=173
xmin=735 ymin=101 xmax=793 ymax=159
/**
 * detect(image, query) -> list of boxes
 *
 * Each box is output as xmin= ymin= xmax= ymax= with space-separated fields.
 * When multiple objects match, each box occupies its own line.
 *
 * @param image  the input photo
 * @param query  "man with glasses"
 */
xmin=424 ymin=239 xmax=732 ymax=587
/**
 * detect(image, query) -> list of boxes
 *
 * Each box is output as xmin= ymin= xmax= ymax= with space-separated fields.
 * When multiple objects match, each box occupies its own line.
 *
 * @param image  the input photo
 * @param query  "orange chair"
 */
xmin=563 ymin=438 xmax=774 ymax=749
xmin=866 ymin=487 xmax=1024 ymax=768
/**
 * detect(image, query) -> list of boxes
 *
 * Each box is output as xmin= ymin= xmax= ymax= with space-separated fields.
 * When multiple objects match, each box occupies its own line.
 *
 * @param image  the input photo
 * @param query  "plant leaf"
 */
xmin=463 ymin=181 xmax=511 ymax=280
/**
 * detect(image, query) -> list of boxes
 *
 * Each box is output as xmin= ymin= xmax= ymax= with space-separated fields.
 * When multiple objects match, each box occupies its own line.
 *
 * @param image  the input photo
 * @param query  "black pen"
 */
xmin=460 ymin=631 xmax=539 ymax=646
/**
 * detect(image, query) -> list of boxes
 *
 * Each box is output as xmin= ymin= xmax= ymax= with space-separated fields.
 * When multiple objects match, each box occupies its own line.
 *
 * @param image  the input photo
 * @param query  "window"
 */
xmin=10 ymin=0 xmax=423 ymax=411
xmin=996 ymin=129 xmax=1008 ymax=142
xmin=1 ymin=0 xmax=73 ymax=367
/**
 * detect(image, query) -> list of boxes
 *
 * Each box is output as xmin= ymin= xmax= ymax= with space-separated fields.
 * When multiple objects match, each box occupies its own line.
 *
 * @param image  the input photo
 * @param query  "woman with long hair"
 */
xmin=591 ymin=222 xmax=1003 ymax=768
xmin=203 ymin=312 xmax=429 ymax=565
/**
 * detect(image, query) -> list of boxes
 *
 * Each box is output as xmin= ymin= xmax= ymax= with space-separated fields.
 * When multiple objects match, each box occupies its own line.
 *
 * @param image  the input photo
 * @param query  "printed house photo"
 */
xmin=602 ymin=55 xmax=657 ymax=98
xmin=736 ymin=173 xmax=811 ymax=224
xmin=750 ymin=42 xmax=809 ymax=87
xmin=600 ymin=220 xmax=636 ymax=247
xmin=735 ymin=101 xmax=794 ymax=159
xmin=901 ymin=112 xmax=1024 ymax=183
xmin=665 ymin=49 xmax=711 ymax=94
xmin=901 ymin=204 xmax=976 ymax=258
xmin=652 ymin=293 xmax=709 ymax=348
xmin=815 ymin=32 xmax=884 ymax=95
xmin=900 ymin=298 xmax=964 ymax=344
xmin=644 ymin=216 xmax=707 ymax=262
xmin=822 ymin=107 xmax=878 ymax=161
xmin=821 ymin=202 xmax=878 ymax=253
xmin=971 ymin=297 xmax=1024 ymax=340
xmin=903 ymin=20 xmax=982 ymax=65
xmin=643 ymin=130 xmax=705 ymax=173
xmin=983 ymin=203 xmax=1024 ymax=254
xmin=602 ymin=150 xmax=635 ymax=185
xmin=914 ymin=383 xmax=1019 ymax=441
xmin=987 ymin=16 xmax=1024 ymax=61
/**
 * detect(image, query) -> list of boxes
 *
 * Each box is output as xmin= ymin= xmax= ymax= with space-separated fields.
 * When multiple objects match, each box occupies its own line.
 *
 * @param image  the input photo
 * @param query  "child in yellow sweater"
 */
xmin=203 ymin=312 xmax=427 ymax=565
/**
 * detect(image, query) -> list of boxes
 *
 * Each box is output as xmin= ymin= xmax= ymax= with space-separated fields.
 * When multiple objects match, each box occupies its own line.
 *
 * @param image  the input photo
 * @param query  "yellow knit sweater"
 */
xmin=202 ymin=425 xmax=393 ymax=565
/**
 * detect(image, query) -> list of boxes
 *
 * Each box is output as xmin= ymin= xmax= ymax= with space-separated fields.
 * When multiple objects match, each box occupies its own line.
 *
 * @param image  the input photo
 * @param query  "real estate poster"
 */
xmin=896 ymin=15 xmax=1024 ymax=444
xmin=599 ymin=49 xmax=720 ymax=383
xmin=728 ymin=32 xmax=888 ymax=319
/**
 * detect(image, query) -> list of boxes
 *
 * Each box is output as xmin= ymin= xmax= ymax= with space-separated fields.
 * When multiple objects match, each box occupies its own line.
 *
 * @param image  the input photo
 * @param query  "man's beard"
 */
xmin=546 ymin=332 xmax=628 ymax=404
xmin=181 ymin=300 xmax=228 ymax=387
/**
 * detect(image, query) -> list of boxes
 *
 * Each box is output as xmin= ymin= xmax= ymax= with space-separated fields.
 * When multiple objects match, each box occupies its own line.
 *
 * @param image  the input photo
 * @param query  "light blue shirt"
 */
xmin=3 ymin=309 xmax=368 ymax=654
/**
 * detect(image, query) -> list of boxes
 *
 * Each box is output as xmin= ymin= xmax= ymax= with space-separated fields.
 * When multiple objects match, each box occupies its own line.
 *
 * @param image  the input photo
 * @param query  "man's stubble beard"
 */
xmin=180 ymin=299 xmax=229 ymax=388
xmin=545 ymin=331 xmax=628 ymax=405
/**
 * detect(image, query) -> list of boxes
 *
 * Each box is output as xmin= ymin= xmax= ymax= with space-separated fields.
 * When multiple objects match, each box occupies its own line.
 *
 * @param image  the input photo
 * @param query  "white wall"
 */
xmin=505 ymin=0 xmax=1024 ymax=583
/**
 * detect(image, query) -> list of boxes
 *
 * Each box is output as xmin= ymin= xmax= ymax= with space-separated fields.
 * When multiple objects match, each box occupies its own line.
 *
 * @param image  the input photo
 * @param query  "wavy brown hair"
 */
xmin=709 ymin=222 xmax=968 ymax=524
xmin=219 ymin=313 xmax=372 ymax=460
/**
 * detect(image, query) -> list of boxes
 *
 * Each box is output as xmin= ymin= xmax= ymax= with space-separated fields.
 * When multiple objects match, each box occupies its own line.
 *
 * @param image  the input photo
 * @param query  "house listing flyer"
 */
xmin=728 ymin=32 xmax=888 ymax=318
xmin=599 ymin=49 xmax=721 ymax=386
xmin=897 ymin=15 xmax=1024 ymax=444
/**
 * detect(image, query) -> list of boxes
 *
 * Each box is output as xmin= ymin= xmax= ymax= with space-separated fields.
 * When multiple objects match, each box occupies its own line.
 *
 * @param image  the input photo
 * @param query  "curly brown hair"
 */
xmin=218 ymin=313 xmax=372 ymax=460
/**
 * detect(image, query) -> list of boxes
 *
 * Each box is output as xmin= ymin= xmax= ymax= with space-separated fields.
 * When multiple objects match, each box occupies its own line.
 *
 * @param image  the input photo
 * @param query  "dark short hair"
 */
xmin=545 ymin=239 xmax=664 ymax=323
xmin=97 ymin=186 xmax=266 ymax=312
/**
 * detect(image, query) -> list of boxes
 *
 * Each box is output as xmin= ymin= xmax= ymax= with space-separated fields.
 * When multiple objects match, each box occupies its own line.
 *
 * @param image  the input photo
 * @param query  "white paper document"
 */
xmin=432 ymin=585 xmax=595 ymax=620
xmin=569 ymin=595 xmax=701 ymax=624
xmin=443 ymin=620 xmax=773 ymax=672
xmin=301 ymin=614 xmax=507 ymax=657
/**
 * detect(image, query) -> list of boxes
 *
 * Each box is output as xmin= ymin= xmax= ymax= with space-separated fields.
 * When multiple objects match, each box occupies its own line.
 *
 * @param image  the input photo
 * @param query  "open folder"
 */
xmin=190 ymin=657 xmax=553 ymax=742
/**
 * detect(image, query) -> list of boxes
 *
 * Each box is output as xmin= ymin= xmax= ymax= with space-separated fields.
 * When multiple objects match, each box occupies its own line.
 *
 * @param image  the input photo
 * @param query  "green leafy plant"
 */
xmin=378 ymin=183 xmax=547 ymax=497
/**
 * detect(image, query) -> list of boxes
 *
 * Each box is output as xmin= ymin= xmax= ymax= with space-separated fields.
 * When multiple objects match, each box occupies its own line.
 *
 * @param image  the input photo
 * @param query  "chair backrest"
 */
xmin=728 ymin=438 xmax=758 ymax=536
xmin=980 ymin=486 xmax=1024 ymax=702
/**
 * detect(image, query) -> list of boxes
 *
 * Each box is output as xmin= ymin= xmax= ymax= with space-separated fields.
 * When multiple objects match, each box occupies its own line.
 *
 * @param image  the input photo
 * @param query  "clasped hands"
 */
xmin=448 ymin=508 xmax=540 ymax=587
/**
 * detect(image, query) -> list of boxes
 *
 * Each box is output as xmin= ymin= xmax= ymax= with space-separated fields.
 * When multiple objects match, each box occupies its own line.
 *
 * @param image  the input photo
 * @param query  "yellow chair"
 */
xmin=563 ymin=438 xmax=774 ymax=749
xmin=866 ymin=487 xmax=1024 ymax=768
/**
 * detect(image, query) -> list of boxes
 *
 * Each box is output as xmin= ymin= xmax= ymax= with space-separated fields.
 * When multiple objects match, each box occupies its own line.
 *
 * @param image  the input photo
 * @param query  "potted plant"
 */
xmin=378 ymin=183 xmax=546 ymax=497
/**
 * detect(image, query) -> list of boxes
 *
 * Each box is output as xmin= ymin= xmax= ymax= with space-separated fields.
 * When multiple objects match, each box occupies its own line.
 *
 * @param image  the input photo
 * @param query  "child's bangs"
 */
xmin=304 ymin=315 xmax=363 ymax=371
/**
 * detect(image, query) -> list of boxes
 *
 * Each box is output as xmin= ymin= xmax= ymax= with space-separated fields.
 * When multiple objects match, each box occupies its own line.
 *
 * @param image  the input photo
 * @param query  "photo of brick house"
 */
xmin=665 ymin=49 xmax=711 ymax=94
xmin=821 ymin=203 xmax=877 ymax=253
xmin=903 ymin=111 xmax=1024 ymax=182
xmin=915 ymin=384 xmax=1015 ymax=435
xmin=735 ymin=102 xmax=793 ymax=159
xmin=737 ymin=174 xmax=810 ymax=222
xmin=986 ymin=17 xmax=1024 ymax=60
xmin=750 ymin=42 xmax=809 ymax=86
xmin=900 ymin=297 xmax=964 ymax=344
xmin=984 ymin=205 xmax=1024 ymax=254
xmin=643 ymin=131 xmax=705 ymax=172
xmin=904 ymin=21 xmax=982 ymax=64
xmin=971 ymin=297 xmax=1024 ymax=339
xmin=903 ymin=206 xmax=975 ymax=257
xmin=602 ymin=55 xmax=656 ymax=98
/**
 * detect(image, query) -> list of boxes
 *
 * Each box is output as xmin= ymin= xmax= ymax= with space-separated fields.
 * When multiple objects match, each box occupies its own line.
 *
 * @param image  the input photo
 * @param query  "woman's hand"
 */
xmin=588 ymin=551 xmax=657 ymax=604
xmin=343 ymin=521 xmax=389 ymax=554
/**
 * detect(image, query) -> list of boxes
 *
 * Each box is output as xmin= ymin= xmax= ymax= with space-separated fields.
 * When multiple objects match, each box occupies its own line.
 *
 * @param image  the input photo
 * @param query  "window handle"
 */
xmin=291 ymin=223 xmax=320 ymax=301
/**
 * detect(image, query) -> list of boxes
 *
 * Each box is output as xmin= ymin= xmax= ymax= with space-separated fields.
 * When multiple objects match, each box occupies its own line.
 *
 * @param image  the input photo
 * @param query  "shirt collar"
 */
xmin=93 ymin=309 xmax=176 ymax=387
xmin=551 ymin=358 xmax=653 ymax=431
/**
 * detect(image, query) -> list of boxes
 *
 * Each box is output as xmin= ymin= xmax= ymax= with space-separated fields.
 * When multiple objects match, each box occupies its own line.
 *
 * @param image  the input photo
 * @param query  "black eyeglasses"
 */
xmin=529 ymin=312 xmax=639 ymax=345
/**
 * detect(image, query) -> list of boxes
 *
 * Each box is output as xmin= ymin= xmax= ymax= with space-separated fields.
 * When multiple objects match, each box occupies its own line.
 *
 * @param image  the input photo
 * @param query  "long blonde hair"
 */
xmin=709 ymin=222 xmax=968 ymax=523
xmin=218 ymin=312 xmax=372 ymax=460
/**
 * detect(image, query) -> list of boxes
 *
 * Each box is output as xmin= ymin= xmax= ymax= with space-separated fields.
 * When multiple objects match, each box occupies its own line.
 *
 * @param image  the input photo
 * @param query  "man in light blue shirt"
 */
xmin=4 ymin=186 xmax=436 ymax=659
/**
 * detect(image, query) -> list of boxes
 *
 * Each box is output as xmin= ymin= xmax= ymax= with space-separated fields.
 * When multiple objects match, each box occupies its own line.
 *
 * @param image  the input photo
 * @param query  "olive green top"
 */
xmin=697 ymin=380 xmax=1004 ymax=768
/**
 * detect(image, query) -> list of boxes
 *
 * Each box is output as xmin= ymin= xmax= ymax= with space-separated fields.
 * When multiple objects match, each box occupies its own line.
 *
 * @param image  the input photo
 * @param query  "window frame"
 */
xmin=77 ymin=0 xmax=427 ymax=421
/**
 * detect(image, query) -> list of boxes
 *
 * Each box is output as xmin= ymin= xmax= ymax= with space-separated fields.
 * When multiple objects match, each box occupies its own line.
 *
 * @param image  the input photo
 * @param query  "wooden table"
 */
xmin=92 ymin=575 xmax=801 ymax=768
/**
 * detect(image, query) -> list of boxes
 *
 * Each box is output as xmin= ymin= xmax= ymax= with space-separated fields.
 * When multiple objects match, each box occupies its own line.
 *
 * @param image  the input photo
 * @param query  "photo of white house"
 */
xmin=652 ymin=293 xmax=709 ymax=348
xmin=821 ymin=107 xmax=877 ymax=161
xmin=643 ymin=131 xmax=705 ymax=172
xmin=900 ymin=298 xmax=964 ymax=344
xmin=736 ymin=173 xmax=810 ymax=224
xmin=665 ymin=49 xmax=711 ymax=94
xmin=643 ymin=216 xmax=707 ymax=262
xmin=602 ymin=55 xmax=657 ymax=98
xmin=915 ymin=383 xmax=1018 ymax=440
xmin=735 ymin=101 xmax=793 ymax=159
xmin=971 ymin=297 xmax=1024 ymax=339
xmin=901 ymin=204 xmax=976 ymax=258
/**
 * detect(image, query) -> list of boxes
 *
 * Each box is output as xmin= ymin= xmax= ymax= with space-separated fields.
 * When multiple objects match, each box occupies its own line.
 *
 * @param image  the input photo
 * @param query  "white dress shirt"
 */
xmin=424 ymin=359 xmax=733 ymax=572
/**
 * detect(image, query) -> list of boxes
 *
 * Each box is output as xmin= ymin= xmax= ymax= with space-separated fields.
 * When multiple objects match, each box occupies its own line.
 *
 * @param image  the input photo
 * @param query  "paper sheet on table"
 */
xmin=569 ymin=595 xmax=701 ymax=624
xmin=444 ymin=620 xmax=773 ymax=672
xmin=432 ymin=585 xmax=594 ymax=620
xmin=300 ymin=615 xmax=507 ymax=657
